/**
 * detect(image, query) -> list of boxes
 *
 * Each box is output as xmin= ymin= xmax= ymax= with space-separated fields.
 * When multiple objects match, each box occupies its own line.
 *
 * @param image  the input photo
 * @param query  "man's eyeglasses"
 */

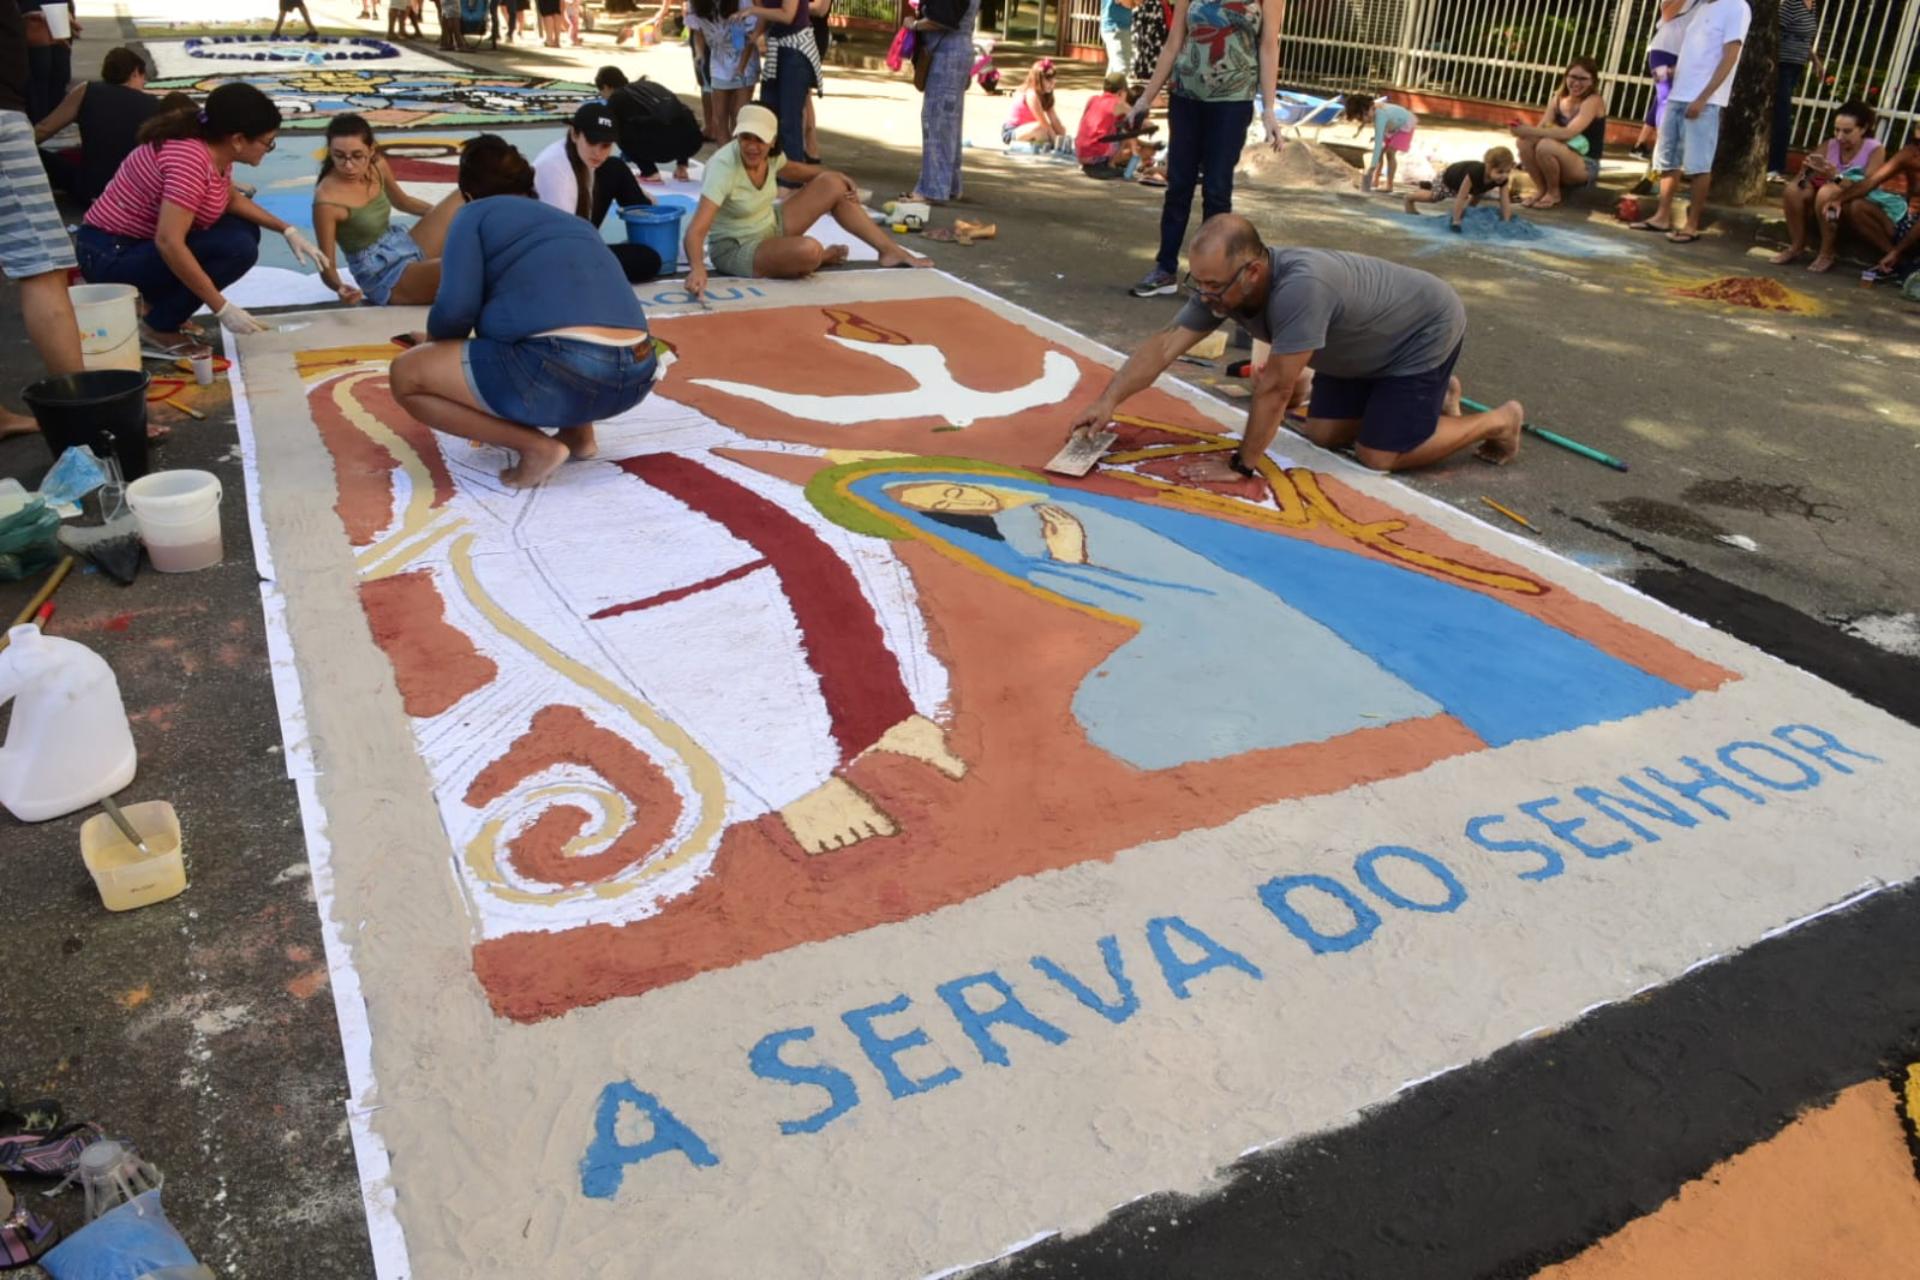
xmin=1183 ymin=258 xmax=1256 ymax=300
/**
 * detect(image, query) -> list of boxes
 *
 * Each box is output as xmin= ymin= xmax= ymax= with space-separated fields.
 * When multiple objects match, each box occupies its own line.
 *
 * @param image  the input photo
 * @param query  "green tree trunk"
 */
xmin=1711 ymin=0 xmax=1779 ymax=204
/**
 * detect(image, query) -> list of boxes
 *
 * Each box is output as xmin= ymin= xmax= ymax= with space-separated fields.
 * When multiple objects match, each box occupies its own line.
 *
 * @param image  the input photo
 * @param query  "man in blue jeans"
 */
xmin=1633 ymin=0 xmax=1749 ymax=244
xmin=747 ymin=0 xmax=821 ymax=165
xmin=1120 ymin=0 xmax=1284 ymax=297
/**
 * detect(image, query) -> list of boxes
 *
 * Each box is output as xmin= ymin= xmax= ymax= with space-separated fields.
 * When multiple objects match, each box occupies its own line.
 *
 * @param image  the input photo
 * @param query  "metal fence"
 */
xmin=1282 ymin=0 xmax=1920 ymax=152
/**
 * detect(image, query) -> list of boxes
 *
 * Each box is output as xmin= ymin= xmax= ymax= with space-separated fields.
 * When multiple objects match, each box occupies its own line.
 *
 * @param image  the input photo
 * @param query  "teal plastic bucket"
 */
xmin=620 ymin=203 xmax=687 ymax=270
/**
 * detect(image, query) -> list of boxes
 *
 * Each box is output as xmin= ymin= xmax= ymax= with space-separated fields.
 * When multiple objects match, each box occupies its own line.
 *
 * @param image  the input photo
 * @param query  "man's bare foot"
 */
xmin=1807 ymin=254 xmax=1836 ymax=273
xmin=1474 ymin=400 xmax=1524 ymax=465
xmin=1531 ymin=194 xmax=1561 ymax=209
xmin=820 ymin=244 xmax=851 ymax=268
xmin=876 ymin=247 xmax=932 ymax=269
xmin=500 ymin=435 xmax=569 ymax=488
xmin=555 ymin=425 xmax=597 ymax=459
xmin=0 ymin=406 xmax=39 ymax=439
xmin=1770 ymin=246 xmax=1804 ymax=265
xmin=1443 ymin=374 xmax=1462 ymax=418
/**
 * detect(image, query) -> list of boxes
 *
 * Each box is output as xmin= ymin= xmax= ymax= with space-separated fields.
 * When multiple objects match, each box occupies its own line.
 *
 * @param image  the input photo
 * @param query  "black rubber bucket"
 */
xmin=22 ymin=369 xmax=152 ymax=481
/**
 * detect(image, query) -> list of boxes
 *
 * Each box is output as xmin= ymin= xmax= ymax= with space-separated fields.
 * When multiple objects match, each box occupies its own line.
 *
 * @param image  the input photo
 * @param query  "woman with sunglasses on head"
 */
xmin=310 ymin=112 xmax=466 ymax=307
xmin=1510 ymin=57 xmax=1609 ymax=209
xmin=77 ymin=82 xmax=325 ymax=353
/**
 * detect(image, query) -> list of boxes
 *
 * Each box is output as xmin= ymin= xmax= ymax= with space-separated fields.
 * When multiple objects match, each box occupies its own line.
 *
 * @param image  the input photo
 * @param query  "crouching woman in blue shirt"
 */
xmin=389 ymin=134 xmax=656 ymax=489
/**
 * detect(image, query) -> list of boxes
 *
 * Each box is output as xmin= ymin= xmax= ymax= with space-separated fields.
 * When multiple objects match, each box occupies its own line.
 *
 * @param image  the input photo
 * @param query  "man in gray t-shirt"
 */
xmin=1068 ymin=214 xmax=1523 ymax=474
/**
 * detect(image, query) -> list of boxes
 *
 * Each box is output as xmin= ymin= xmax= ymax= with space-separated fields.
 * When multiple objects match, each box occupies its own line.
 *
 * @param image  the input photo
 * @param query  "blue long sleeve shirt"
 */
xmin=426 ymin=196 xmax=649 ymax=342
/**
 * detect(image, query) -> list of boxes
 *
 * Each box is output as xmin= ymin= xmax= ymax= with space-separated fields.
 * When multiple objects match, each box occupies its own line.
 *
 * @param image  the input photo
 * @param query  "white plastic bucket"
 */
xmin=69 ymin=284 xmax=140 ymax=372
xmin=126 ymin=470 xmax=224 ymax=573
xmin=40 ymin=2 xmax=71 ymax=37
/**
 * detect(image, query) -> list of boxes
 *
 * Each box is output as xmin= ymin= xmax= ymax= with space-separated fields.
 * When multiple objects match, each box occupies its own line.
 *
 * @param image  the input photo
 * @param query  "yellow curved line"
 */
xmin=450 ymin=534 xmax=728 ymax=898
xmin=362 ymin=517 xmax=465 ymax=582
xmin=330 ymin=370 xmax=440 ymax=567
xmin=464 ymin=784 xmax=641 ymax=904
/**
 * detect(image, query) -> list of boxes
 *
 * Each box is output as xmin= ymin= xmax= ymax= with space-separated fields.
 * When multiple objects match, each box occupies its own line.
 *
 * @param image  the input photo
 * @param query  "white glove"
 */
xmin=216 ymin=300 xmax=270 ymax=335
xmin=281 ymin=226 xmax=324 ymax=271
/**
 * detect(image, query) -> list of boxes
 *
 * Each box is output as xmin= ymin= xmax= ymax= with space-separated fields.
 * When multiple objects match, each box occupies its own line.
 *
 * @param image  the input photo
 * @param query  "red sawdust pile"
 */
xmin=1670 ymin=275 xmax=1816 ymax=313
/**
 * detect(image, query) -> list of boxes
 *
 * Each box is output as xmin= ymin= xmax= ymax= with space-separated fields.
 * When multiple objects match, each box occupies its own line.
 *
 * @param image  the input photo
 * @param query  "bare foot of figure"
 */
xmin=877 ymin=247 xmax=932 ymax=269
xmin=500 ymin=435 xmax=569 ymax=488
xmin=1521 ymin=193 xmax=1543 ymax=208
xmin=1531 ymin=194 xmax=1561 ymax=210
xmin=1807 ymin=254 xmax=1836 ymax=273
xmin=1444 ymin=374 xmax=1462 ymax=418
xmin=819 ymin=244 xmax=850 ymax=269
xmin=1770 ymin=246 xmax=1805 ymax=265
xmin=1475 ymin=400 xmax=1525 ymax=465
xmin=556 ymin=424 xmax=597 ymax=459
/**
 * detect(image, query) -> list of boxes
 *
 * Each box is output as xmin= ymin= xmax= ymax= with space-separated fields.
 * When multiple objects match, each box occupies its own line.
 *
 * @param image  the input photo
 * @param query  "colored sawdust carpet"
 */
xmin=228 ymin=270 xmax=1920 ymax=1280
xmin=145 ymin=39 xmax=594 ymax=131
xmin=1671 ymin=275 xmax=1821 ymax=314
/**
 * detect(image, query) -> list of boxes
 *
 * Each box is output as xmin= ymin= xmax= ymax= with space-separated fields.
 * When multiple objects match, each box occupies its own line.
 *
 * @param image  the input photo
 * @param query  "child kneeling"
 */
xmin=1405 ymin=146 xmax=1515 ymax=231
xmin=1075 ymin=74 xmax=1162 ymax=181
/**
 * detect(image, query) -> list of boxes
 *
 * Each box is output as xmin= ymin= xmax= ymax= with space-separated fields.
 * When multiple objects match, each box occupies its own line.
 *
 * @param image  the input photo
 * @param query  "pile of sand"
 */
xmin=1451 ymin=206 xmax=1547 ymax=240
xmin=1670 ymin=276 xmax=1820 ymax=314
xmin=1240 ymin=140 xmax=1359 ymax=190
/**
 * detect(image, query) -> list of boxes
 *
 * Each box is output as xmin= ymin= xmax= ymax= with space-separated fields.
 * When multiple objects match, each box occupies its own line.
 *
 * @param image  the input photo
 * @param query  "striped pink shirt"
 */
xmin=84 ymin=139 xmax=231 ymax=239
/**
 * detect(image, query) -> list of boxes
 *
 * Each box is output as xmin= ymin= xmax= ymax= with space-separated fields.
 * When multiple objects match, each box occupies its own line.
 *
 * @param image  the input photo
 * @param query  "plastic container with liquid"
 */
xmin=125 ymin=470 xmax=223 ymax=573
xmin=80 ymin=801 xmax=185 ymax=911
xmin=0 ymin=624 xmax=138 ymax=822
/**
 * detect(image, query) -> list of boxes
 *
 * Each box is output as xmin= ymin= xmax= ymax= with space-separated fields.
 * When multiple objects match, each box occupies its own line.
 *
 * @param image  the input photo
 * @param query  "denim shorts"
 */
xmin=462 ymin=335 xmax=658 ymax=429
xmin=344 ymin=225 xmax=424 ymax=306
xmin=1654 ymin=101 xmax=1722 ymax=176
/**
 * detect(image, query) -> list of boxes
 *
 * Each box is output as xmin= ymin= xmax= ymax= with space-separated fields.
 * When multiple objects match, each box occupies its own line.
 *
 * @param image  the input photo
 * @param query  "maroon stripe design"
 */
xmin=589 ymin=558 xmax=771 ymax=621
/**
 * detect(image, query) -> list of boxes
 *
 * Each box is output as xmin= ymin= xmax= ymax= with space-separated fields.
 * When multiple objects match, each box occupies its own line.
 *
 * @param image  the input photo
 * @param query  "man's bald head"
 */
xmin=1190 ymin=214 xmax=1266 ymax=271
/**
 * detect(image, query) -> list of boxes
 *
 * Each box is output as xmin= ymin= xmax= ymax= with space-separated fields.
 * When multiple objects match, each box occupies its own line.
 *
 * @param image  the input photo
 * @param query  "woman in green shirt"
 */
xmin=683 ymin=104 xmax=927 ymax=297
xmin=311 ymin=113 xmax=465 ymax=306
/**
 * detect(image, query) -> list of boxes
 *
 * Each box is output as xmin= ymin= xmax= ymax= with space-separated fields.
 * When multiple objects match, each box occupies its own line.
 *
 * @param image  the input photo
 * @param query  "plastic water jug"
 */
xmin=0 ymin=624 xmax=138 ymax=822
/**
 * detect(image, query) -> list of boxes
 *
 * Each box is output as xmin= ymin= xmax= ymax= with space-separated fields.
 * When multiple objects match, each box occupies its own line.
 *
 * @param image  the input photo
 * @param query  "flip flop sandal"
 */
xmin=0 ymin=1203 xmax=59 ymax=1270
xmin=0 ymin=1123 xmax=101 ymax=1180
xmin=0 ymin=1101 xmax=62 ymax=1139
xmin=1666 ymin=231 xmax=1702 ymax=243
xmin=1628 ymin=220 xmax=1671 ymax=232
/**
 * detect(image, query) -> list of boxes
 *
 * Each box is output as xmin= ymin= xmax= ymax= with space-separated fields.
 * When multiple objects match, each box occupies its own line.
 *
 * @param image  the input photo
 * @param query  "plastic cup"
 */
xmin=187 ymin=346 xmax=214 ymax=386
xmin=40 ymin=2 xmax=71 ymax=38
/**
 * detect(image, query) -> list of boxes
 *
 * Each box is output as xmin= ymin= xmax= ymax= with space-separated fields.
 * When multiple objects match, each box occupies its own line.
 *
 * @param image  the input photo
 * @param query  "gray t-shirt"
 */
xmin=1176 ymin=248 xmax=1467 ymax=379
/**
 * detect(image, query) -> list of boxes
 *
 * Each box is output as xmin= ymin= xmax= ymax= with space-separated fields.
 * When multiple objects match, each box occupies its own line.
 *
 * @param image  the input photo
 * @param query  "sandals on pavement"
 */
xmin=1628 ymin=220 xmax=1671 ymax=232
xmin=0 ymin=1201 xmax=59 ymax=1271
xmin=1666 ymin=230 xmax=1702 ymax=243
xmin=0 ymin=1123 xmax=102 ymax=1181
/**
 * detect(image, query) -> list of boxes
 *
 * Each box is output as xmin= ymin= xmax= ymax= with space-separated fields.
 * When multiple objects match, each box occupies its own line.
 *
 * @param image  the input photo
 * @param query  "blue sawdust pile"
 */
xmin=1451 ymin=207 xmax=1547 ymax=240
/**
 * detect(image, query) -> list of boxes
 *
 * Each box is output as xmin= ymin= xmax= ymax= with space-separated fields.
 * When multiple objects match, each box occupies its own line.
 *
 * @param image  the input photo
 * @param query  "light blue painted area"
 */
xmin=849 ymin=471 xmax=1691 ymax=759
xmin=1378 ymin=201 xmax=1640 ymax=261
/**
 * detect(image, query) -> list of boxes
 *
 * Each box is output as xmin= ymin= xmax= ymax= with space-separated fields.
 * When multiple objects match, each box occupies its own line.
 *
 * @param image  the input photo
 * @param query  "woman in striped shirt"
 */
xmin=75 ymin=82 xmax=325 ymax=352
xmin=1770 ymin=0 xmax=1821 ymax=181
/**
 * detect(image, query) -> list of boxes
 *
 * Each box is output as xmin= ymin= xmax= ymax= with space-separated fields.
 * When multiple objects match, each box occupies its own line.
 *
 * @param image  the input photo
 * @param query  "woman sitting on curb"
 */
xmin=532 ymin=101 xmax=663 ymax=283
xmin=388 ymin=136 xmax=658 ymax=490
xmin=1510 ymin=57 xmax=1608 ymax=209
xmin=1771 ymin=101 xmax=1904 ymax=273
xmin=311 ymin=113 xmax=464 ymax=307
xmin=683 ymin=104 xmax=927 ymax=297
xmin=76 ymin=82 xmax=325 ymax=352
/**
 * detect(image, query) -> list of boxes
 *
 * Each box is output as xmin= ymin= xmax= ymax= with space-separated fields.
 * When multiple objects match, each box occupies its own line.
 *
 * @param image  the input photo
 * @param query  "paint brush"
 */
xmin=1460 ymin=396 xmax=1629 ymax=472
xmin=1479 ymin=496 xmax=1537 ymax=532
xmin=164 ymin=396 xmax=206 ymax=420
xmin=98 ymin=795 xmax=153 ymax=857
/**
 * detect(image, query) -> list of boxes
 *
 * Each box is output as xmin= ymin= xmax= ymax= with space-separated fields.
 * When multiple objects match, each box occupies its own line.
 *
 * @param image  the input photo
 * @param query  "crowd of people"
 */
xmin=2 ymin=0 xmax=1916 ymax=479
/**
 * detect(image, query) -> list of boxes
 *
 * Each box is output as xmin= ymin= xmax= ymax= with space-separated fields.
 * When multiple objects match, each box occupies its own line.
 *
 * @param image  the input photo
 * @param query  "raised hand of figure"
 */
xmin=1035 ymin=503 xmax=1089 ymax=565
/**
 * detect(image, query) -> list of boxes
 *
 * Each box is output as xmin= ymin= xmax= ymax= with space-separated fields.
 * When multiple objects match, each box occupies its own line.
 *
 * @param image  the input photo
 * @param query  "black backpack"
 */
xmin=610 ymin=79 xmax=703 ymax=159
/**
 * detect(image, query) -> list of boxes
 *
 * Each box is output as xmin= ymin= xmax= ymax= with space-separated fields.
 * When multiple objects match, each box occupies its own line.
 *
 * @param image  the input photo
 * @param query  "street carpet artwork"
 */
xmin=146 ymin=39 xmax=594 ymax=132
xmin=230 ymin=270 xmax=1920 ymax=1278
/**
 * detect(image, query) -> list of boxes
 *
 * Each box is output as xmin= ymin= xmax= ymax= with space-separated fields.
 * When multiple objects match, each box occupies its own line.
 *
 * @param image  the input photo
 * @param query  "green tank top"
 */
xmin=328 ymin=184 xmax=392 ymax=255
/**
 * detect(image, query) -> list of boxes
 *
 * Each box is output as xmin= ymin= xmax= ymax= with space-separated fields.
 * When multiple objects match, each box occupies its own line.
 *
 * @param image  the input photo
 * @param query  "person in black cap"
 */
xmin=531 ymin=101 xmax=662 ymax=282
xmin=594 ymin=66 xmax=701 ymax=184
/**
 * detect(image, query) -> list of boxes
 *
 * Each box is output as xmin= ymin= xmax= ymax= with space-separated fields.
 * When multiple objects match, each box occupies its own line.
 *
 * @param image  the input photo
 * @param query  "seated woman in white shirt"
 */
xmin=531 ymin=102 xmax=662 ymax=283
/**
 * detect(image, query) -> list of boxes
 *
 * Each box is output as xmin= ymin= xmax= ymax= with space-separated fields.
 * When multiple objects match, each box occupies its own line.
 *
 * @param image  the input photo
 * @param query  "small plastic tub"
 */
xmin=80 ymin=801 xmax=186 ymax=911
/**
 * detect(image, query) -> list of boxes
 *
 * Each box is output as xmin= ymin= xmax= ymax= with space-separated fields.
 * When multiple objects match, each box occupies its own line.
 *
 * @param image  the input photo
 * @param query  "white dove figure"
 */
xmin=689 ymin=334 xmax=1083 ymax=428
